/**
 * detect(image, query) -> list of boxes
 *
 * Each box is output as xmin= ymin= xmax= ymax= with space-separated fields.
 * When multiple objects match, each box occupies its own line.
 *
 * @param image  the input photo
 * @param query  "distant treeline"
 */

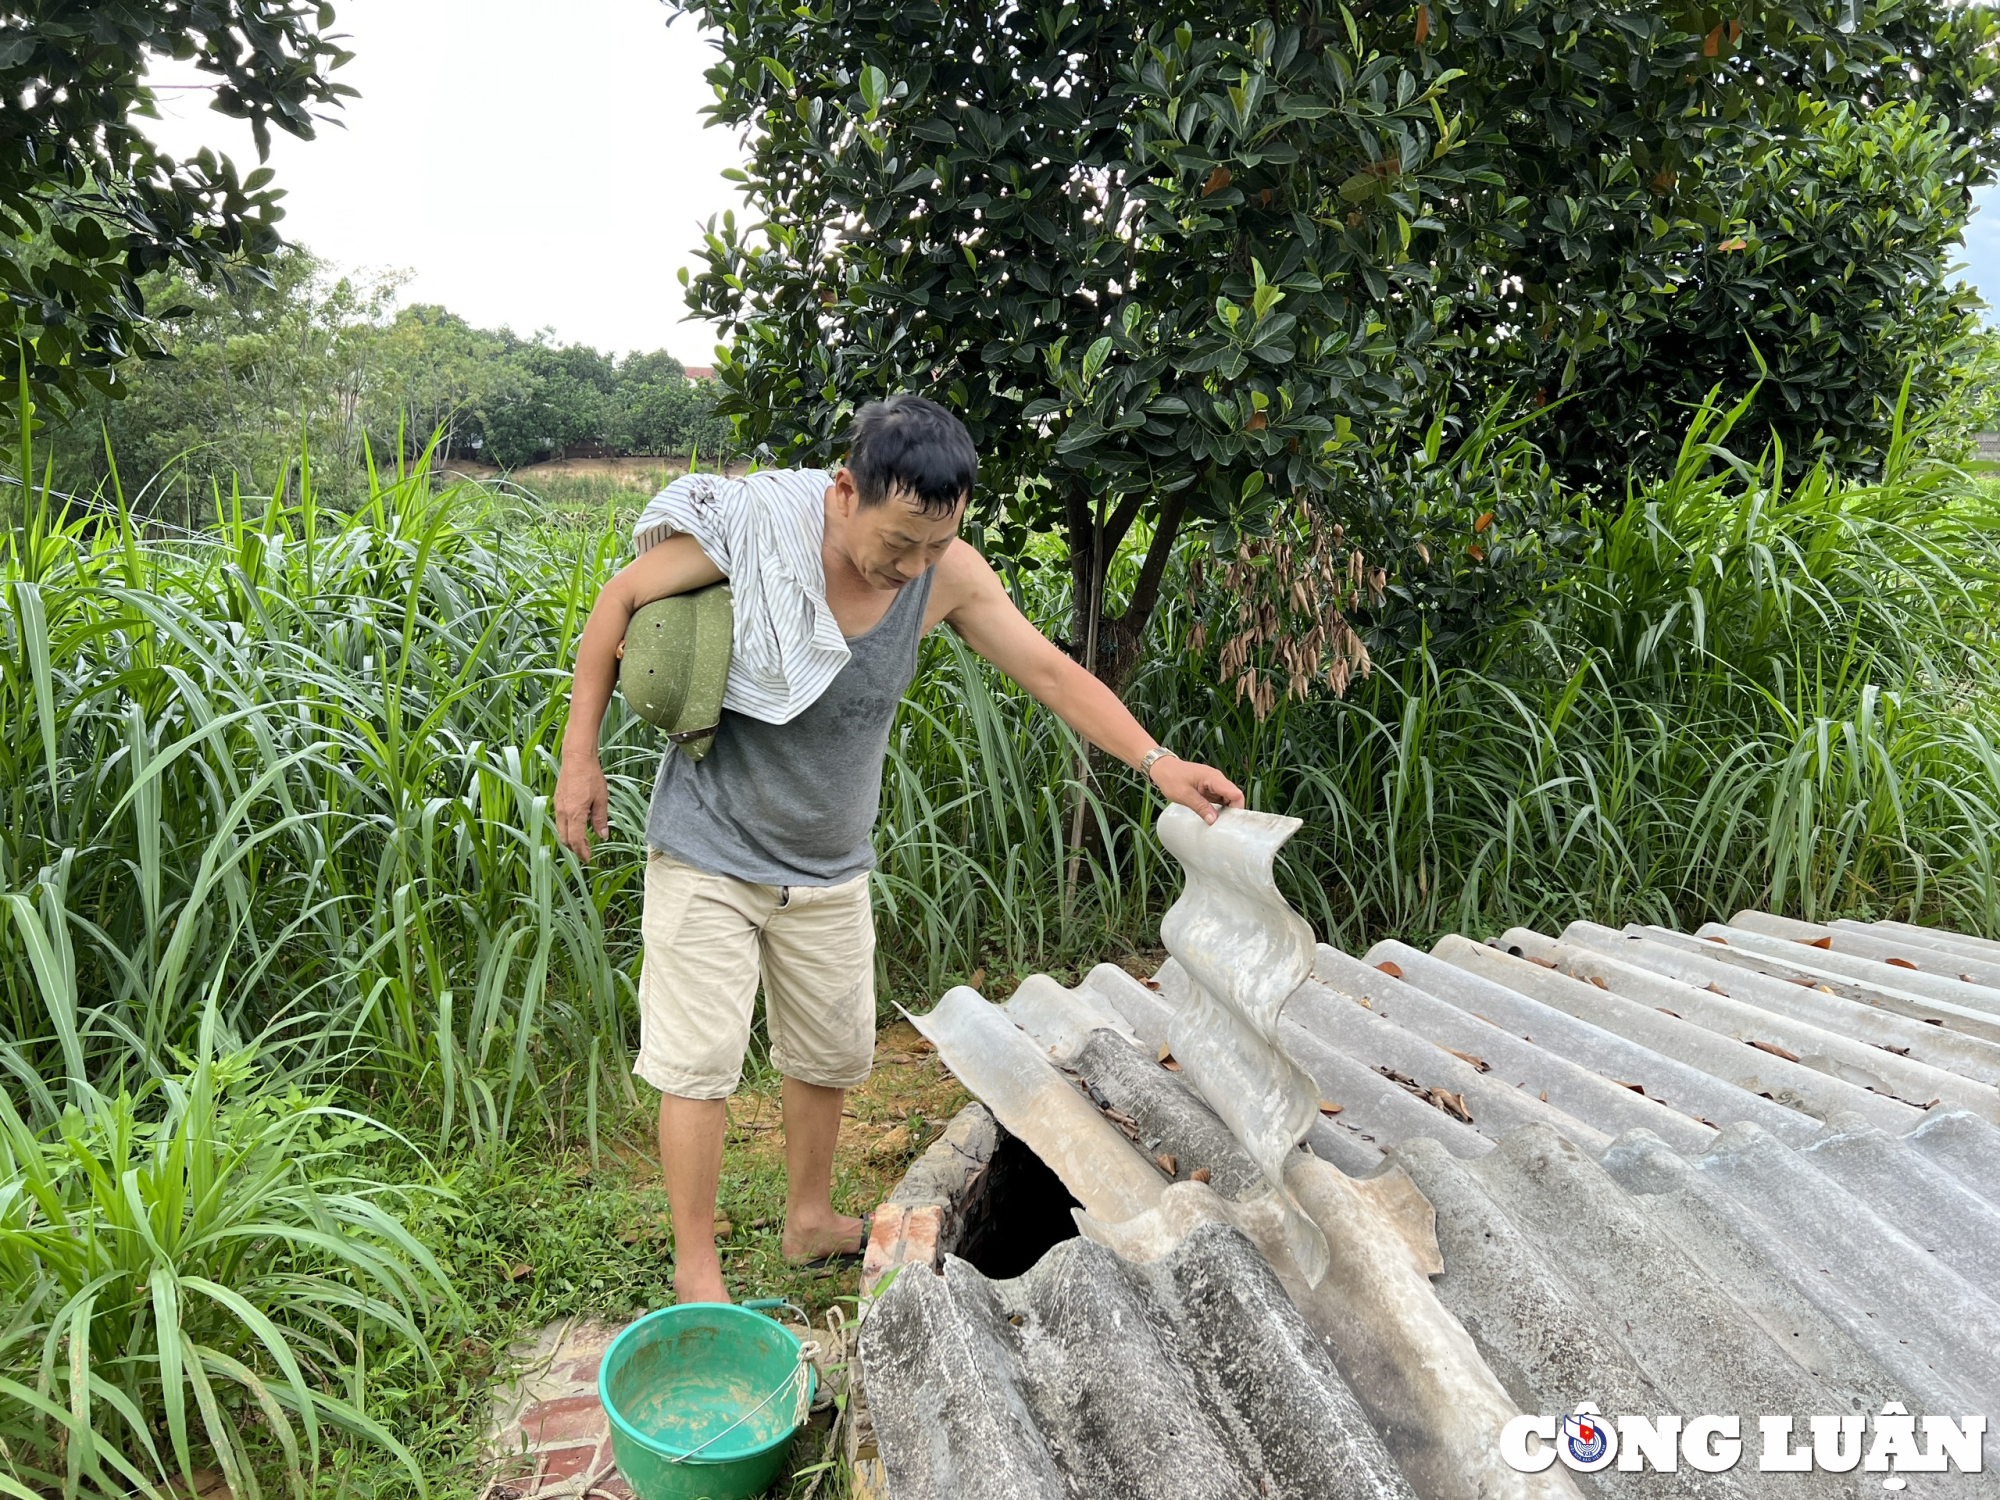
xmin=46 ymin=247 xmax=731 ymax=508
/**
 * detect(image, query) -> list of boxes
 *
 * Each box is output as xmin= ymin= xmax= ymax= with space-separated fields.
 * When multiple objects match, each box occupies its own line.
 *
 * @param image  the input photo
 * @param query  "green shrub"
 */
xmin=0 ymin=1052 xmax=448 ymax=1500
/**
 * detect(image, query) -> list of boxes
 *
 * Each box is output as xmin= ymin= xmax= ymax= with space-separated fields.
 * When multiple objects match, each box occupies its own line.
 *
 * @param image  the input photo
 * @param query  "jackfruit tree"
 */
xmin=679 ymin=1 xmax=2000 ymax=685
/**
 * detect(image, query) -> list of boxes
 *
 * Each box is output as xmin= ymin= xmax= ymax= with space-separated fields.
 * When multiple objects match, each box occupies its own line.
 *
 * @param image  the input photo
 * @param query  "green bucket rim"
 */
xmin=597 ymin=1303 xmax=812 ymax=1468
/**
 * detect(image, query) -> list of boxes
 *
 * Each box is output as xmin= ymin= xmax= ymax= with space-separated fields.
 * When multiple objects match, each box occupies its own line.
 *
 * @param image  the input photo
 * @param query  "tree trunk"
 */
xmin=1056 ymin=481 xmax=1195 ymax=897
xmin=1062 ymin=493 xmax=1105 ymax=913
xmin=1063 ymin=483 xmax=1192 ymax=694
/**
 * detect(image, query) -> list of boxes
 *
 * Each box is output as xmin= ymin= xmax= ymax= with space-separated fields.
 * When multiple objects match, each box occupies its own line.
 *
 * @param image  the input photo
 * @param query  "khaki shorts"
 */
xmin=633 ymin=849 xmax=877 ymax=1099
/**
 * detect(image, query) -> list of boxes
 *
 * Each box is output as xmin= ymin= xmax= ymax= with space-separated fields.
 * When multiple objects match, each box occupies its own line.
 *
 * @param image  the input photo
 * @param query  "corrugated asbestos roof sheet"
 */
xmin=863 ymin=1222 xmax=1417 ymax=1500
xmin=860 ymin=809 xmax=2000 ymax=1500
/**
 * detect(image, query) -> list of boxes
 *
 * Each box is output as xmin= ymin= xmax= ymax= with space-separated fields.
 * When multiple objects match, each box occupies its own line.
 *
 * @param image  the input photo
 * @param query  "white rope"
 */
xmin=665 ymin=1326 xmax=819 ymax=1466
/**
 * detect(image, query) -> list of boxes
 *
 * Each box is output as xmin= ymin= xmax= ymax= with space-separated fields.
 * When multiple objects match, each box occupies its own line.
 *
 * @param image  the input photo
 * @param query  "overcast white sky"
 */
xmin=141 ymin=0 xmax=748 ymax=364
xmin=143 ymin=2 xmax=2000 ymax=358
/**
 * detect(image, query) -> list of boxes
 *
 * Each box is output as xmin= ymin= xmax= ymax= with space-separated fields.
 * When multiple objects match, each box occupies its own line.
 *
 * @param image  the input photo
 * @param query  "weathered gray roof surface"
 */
xmin=862 ymin=1220 xmax=1417 ymax=1500
xmin=861 ymin=812 xmax=2000 ymax=1500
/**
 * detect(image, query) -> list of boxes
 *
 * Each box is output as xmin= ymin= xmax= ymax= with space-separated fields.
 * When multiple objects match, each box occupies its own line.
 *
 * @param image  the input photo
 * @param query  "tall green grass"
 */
xmin=0 ymin=1052 xmax=446 ymax=1500
xmin=5 ymin=403 xmax=2000 ymax=1143
xmin=1142 ymin=398 xmax=2000 ymax=943
xmin=0 ymin=442 xmax=651 ymax=1149
xmin=879 ymin=397 xmax=2000 ymax=978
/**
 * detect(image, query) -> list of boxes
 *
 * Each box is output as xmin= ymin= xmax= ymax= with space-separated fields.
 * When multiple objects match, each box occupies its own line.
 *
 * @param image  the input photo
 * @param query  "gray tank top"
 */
xmin=645 ymin=567 xmax=935 ymax=885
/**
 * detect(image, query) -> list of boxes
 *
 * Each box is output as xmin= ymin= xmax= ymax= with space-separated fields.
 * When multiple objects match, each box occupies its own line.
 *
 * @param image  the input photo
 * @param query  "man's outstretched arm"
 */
xmin=936 ymin=542 xmax=1245 ymax=823
xmin=556 ymin=533 xmax=725 ymax=861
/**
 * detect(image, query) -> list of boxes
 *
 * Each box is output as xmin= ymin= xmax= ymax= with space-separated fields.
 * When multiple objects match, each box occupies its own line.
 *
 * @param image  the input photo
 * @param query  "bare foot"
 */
xmin=781 ymin=1211 xmax=865 ymax=1263
xmin=673 ymin=1264 xmax=730 ymax=1304
xmin=673 ymin=1243 xmax=730 ymax=1304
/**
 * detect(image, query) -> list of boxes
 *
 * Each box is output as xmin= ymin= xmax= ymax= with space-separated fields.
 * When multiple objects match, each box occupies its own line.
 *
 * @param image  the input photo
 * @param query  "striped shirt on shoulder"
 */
xmin=631 ymin=469 xmax=850 ymax=725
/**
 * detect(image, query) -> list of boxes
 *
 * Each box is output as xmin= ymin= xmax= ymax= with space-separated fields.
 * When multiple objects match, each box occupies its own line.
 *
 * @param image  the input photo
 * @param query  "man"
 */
xmin=555 ymin=394 xmax=1242 ymax=1304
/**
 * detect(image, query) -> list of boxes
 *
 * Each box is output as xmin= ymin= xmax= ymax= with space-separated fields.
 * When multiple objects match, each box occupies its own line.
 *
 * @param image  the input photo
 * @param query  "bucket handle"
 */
xmin=664 ymin=1304 xmax=816 ymax=1466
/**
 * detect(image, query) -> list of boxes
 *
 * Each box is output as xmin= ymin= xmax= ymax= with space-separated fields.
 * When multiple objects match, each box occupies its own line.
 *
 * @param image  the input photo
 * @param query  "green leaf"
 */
xmin=1053 ymin=419 xmax=1103 ymax=454
xmin=1 ymin=894 xmax=85 ymax=1102
xmin=1082 ymin=336 xmax=1114 ymax=383
xmin=151 ymin=1271 xmax=194 ymax=1487
xmin=859 ymin=65 xmax=889 ymax=115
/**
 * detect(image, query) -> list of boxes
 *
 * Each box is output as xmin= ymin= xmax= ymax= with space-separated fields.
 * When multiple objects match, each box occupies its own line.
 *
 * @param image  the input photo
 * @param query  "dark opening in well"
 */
xmin=954 ymin=1130 xmax=1082 ymax=1280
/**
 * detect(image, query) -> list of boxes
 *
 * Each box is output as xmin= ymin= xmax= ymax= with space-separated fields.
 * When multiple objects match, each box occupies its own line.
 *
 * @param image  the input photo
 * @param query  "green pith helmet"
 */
xmin=617 ymin=582 xmax=733 ymax=760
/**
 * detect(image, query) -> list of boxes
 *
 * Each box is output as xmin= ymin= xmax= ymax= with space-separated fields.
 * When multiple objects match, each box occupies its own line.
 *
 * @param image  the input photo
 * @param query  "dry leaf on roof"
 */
xmin=1442 ymin=1046 xmax=1489 ymax=1072
xmin=1155 ymin=1153 xmax=1178 ymax=1176
xmin=1375 ymin=960 xmax=1403 ymax=979
xmin=1317 ymin=1099 xmax=1343 ymax=1115
xmin=1750 ymin=1038 xmax=1801 ymax=1062
xmin=1377 ymin=1067 xmax=1474 ymax=1122
xmin=1100 ymin=1104 xmax=1143 ymax=1143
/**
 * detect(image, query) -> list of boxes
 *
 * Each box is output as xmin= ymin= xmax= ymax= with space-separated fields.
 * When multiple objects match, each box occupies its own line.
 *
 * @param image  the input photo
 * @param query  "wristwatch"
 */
xmin=1138 ymin=746 xmax=1176 ymax=783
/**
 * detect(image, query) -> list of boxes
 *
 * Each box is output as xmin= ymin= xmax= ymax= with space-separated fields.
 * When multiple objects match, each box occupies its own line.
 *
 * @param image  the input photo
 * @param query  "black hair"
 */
xmin=845 ymin=394 xmax=977 ymax=516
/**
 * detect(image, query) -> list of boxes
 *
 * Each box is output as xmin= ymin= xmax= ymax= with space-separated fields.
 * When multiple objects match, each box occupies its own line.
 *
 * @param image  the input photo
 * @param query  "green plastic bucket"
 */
xmin=598 ymin=1302 xmax=814 ymax=1500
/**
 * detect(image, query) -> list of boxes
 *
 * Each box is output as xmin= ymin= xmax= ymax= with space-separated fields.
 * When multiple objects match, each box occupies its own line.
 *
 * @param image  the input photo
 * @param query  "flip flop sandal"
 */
xmin=797 ymin=1214 xmax=872 ymax=1271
